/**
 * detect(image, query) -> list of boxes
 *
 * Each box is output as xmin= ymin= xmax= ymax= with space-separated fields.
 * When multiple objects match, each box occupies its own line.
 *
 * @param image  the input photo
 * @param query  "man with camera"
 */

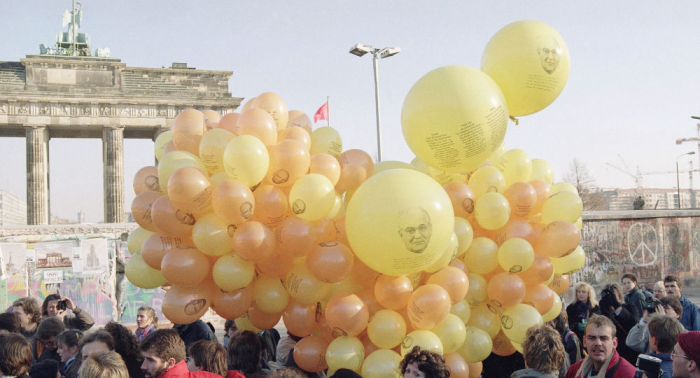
xmin=41 ymin=294 xmax=95 ymax=332
xmin=663 ymin=275 xmax=700 ymax=331
xmin=565 ymin=314 xmax=635 ymax=378
xmin=670 ymin=331 xmax=700 ymax=378
xmin=627 ymin=297 xmax=685 ymax=354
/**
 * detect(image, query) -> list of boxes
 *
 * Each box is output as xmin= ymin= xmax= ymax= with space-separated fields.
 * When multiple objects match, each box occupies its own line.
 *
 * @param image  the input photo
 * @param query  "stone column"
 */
xmin=26 ymin=126 xmax=50 ymax=225
xmin=103 ymin=126 xmax=125 ymax=223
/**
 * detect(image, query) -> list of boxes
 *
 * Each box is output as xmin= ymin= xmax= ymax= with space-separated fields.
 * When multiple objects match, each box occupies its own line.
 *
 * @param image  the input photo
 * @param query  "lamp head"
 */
xmin=380 ymin=47 xmax=401 ymax=59
xmin=349 ymin=43 xmax=372 ymax=57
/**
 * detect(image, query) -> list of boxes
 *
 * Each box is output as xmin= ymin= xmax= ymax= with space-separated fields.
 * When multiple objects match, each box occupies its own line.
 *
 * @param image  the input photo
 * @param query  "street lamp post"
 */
xmin=677 ymin=151 xmax=695 ymax=208
xmin=349 ymin=44 xmax=401 ymax=162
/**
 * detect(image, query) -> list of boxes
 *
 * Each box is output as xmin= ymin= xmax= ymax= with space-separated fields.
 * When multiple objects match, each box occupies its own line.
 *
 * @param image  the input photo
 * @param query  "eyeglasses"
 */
xmin=671 ymin=353 xmax=690 ymax=361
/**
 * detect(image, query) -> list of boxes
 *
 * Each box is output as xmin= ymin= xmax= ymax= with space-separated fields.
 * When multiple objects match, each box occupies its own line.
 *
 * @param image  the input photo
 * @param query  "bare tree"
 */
xmin=563 ymin=159 xmax=606 ymax=211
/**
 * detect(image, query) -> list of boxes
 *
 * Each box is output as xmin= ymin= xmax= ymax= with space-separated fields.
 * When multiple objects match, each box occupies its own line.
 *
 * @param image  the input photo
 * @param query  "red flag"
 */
xmin=314 ymin=102 xmax=328 ymax=123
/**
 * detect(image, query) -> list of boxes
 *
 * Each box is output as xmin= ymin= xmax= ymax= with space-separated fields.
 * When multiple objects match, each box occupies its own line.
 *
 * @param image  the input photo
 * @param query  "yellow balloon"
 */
xmin=574 ymin=217 xmax=583 ymax=230
xmin=212 ymin=254 xmax=254 ymax=291
xmin=289 ymin=174 xmax=336 ymax=221
xmin=223 ymin=135 xmax=270 ymax=188
xmin=199 ymin=128 xmax=235 ymax=175
xmin=125 ymin=252 xmax=167 ymax=289
xmin=127 ymin=227 xmax=155 ymax=254
xmin=463 ymin=237 xmax=499 ymax=275
xmin=154 ymin=131 xmax=172 ymax=162
xmin=431 ymin=314 xmax=467 ymax=354
xmin=402 ymin=65 xmax=509 ymax=174
xmin=481 ymin=20 xmax=570 ymax=117
xmin=465 ymin=273 xmax=488 ymax=308
xmin=496 ymin=149 xmax=532 ymax=187
xmin=192 ymin=212 xmax=234 ymax=256
xmin=368 ymin=310 xmax=407 ymax=349
xmin=362 ymin=349 xmax=402 ymax=378
xmin=488 ymin=143 xmax=507 ymax=166
xmin=326 ymin=194 xmax=343 ymax=220
xmin=454 ymin=217 xmax=474 ymax=258
xmin=457 ymin=326 xmax=492 ymax=363
xmin=468 ymin=166 xmax=506 ymax=199
xmin=310 ymin=127 xmax=343 ymax=158
xmin=451 ymin=299 xmax=472 ymax=324
xmin=474 ymin=192 xmax=510 ymax=230
xmin=326 ymin=336 xmax=365 ymax=373
xmin=551 ymin=246 xmax=585 ymax=275
xmin=253 ymin=275 xmax=290 ymax=314
xmin=541 ymin=191 xmax=583 ymax=224
xmin=530 ymin=159 xmax=554 ymax=185
xmin=425 ymin=233 xmax=459 ymax=274
xmin=345 ymin=169 xmax=454 ymax=276
xmin=284 ymin=265 xmax=330 ymax=305
xmin=550 ymin=182 xmax=578 ymax=195
xmin=501 ymin=304 xmax=543 ymax=345
xmin=374 ymin=160 xmax=420 ymax=174
xmin=158 ymin=151 xmax=206 ymax=194
xmin=497 ymin=238 xmax=535 ymax=274
xmin=466 ymin=304 xmax=501 ymax=339
xmin=401 ymin=330 xmax=443 ymax=356
xmin=411 ymin=157 xmax=465 ymax=186
xmin=541 ymin=294 xmax=563 ymax=323
xmin=512 ymin=342 xmax=524 ymax=354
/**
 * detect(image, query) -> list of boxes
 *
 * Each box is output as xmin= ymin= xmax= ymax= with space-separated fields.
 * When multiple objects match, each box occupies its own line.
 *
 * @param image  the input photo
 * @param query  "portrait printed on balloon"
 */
xmin=537 ymin=36 xmax=562 ymax=75
xmin=398 ymin=207 xmax=433 ymax=254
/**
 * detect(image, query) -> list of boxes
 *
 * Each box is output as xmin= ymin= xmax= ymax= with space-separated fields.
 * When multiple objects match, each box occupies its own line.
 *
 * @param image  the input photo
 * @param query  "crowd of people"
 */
xmin=1 ymin=273 xmax=699 ymax=378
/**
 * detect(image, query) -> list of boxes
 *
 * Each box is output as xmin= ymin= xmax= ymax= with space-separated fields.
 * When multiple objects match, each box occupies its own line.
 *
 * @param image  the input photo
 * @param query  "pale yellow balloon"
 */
xmin=463 ymin=238 xmax=498 ymax=276
xmin=541 ymin=293 xmax=563 ymax=322
xmin=368 ymin=309 xmax=407 ymax=349
xmin=284 ymin=265 xmax=330 ymax=305
xmin=574 ymin=217 xmax=583 ymax=230
xmin=362 ymin=349 xmax=402 ymax=378
xmin=457 ymin=326 xmax=492 ymax=363
xmin=191 ymin=212 xmax=234 ymax=257
xmin=289 ymin=174 xmax=337 ymax=221
xmin=154 ymin=131 xmax=172 ymax=162
xmin=326 ymin=194 xmax=343 ymax=220
xmin=425 ymin=233 xmax=459 ymax=274
xmin=474 ymin=192 xmax=510 ymax=231
xmin=454 ymin=217 xmax=474 ymax=257
xmin=530 ymin=159 xmax=554 ymax=185
xmin=411 ymin=157 xmax=466 ymax=186
xmin=199 ymin=128 xmax=235 ymax=175
xmin=310 ymin=127 xmax=343 ymax=158
xmin=127 ymin=227 xmax=155 ymax=254
xmin=212 ymin=253 xmax=254 ymax=291
xmin=551 ymin=246 xmax=585 ymax=275
xmin=550 ymin=182 xmax=579 ymax=195
xmin=223 ymin=135 xmax=270 ymax=188
xmin=125 ymin=252 xmax=167 ymax=289
xmin=500 ymin=304 xmax=543 ymax=345
xmin=465 ymin=273 xmax=488 ymax=308
xmin=488 ymin=143 xmax=507 ymax=166
xmin=497 ymin=238 xmax=535 ymax=274
xmin=326 ymin=336 xmax=365 ymax=373
xmin=451 ymin=299 xmax=472 ymax=324
xmin=401 ymin=330 xmax=443 ymax=356
xmin=157 ymin=151 xmax=206 ymax=195
xmin=541 ymin=191 xmax=583 ymax=224
xmin=430 ymin=314 xmax=467 ymax=354
xmin=468 ymin=166 xmax=506 ymax=199
xmin=374 ymin=160 xmax=420 ymax=174
xmin=496 ymin=149 xmax=532 ymax=186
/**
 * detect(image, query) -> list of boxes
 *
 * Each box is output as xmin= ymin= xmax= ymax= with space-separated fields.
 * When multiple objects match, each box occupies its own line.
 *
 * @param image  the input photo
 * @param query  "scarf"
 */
xmin=574 ymin=351 xmax=619 ymax=378
xmin=135 ymin=325 xmax=156 ymax=341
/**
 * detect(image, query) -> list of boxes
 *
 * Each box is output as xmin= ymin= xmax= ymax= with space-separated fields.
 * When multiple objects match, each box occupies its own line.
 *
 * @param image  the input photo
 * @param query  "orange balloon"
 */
xmin=216 ymin=112 xmax=241 ymax=135
xmin=294 ymin=335 xmax=330 ymax=373
xmin=517 ymin=255 xmax=554 ymax=286
xmin=275 ymin=217 xmax=317 ymax=258
xmin=490 ymin=219 xmax=534 ymax=247
xmin=333 ymin=215 xmax=349 ymax=246
xmin=309 ymin=153 xmax=341 ymax=186
xmin=162 ymin=284 xmax=212 ymax=324
xmin=151 ymin=195 xmax=196 ymax=238
xmin=359 ymin=332 xmax=381 ymax=357
xmin=232 ymin=221 xmax=275 ymax=263
xmin=504 ymin=182 xmax=537 ymax=219
xmin=355 ymin=287 xmax=383 ymax=317
xmin=202 ymin=110 xmax=221 ymax=129
xmin=248 ymin=304 xmax=282 ymax=330
xmin=160 ymin=248 xmax=210 ymax=287
xmin=141 ymin=234 xmax=195 ymax=270
xmin=167 ymin=166 xmax=213 ymax=214
xmin=131 ymin=190 xmax=161 ymax=232
xmin=350 ymin=257 xmax=381 ymax=289
xmin=279 ymin=126 xmax=311 ymax=150
xmin=237 ymin=108 xmax=277 ymax=146
xmin=336 ymin=149 xmax=374 ymax=193
xmin=163 ymin=141 xmax=178 ymax=154
xmin=172 ymin=109 xmax=206 ymax=155
xmin=325 ymin=293 xmax=370 ymax=337
xmin=450 ymin=258 xmax=469 ymax=274
xmin=211 ymin=285 xmax=253 ymax=320
xmin=548 ymin=274 xmax=570 ymax=296
xmin=251 ymin=185 xmax=289 ymax=228
xmin=252 ymin=92 xmax=288 ymax=131
xmin=133 ymin=166 xmax=161 ymax=194
xmin=535 ymin=221 xmax=580 ymax=258
xmin=306 ymin=241 xmax=354 ymax=283
xmin=467 ymin=362 xmax=483 ymax=378
xmin=313 ymin=218 xmax=338 ymax=243
xmin=374 ymin=275 xmax=413 ymax=310
xmin=212 ymin=179 xmax=255 ymax=225
xmin=266 ymin=139 xmax=311 ymax=187
xmin=522 ymin=284 xmax=555 ymax=315
xmin=255 ymin=251 xmax=294 ymax=280
xmin=445 ymin=353 xmax=470 ymax=378
xmin=407 ymin=284 xmax=452 ymax=330
xmin=486 ymin=272 xmax=526 ymax=308
xmin=491 ymin=330 xmax=516 ymax=356
xmin=335 ymin=165 xmax=367 ymax=194
xmin=287 ymin=110 xmax=313 ymax=134
xmin=444 ymin=182 xmax=476 ymax=219
xmin=528 ymin=180 xmax=551 ymax=216
xmin=283 ymin=299 xmax=321 ymax=337
xmin=427 ymin=267 xmax=470 ymax=304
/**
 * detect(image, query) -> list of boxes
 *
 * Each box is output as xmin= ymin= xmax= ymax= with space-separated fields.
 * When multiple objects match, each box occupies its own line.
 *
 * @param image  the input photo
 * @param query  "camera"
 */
xmin=634 ymin=354 xmax=664 ymax=378
xmin=56 ymin=299 xmax=67 ymax=311
xmin=646 ymin=297 xmax=662 ymax=314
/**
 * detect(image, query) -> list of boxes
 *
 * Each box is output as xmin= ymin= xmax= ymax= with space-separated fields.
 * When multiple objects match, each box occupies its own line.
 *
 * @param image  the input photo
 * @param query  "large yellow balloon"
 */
xmin=401 ymin=65 xmax=509 ymax=174
xmin=481 ymin=20 xmax=570 ymax=117
xmin=223 ymin=135 xmax=270 ymax=188
xmin=157 ymin=151 xmax=206 ymax=195
xmin=346 ymin=169 xmax=454 ymax=276
xmin=326 ymin=336 xmax=365 ymax=373
xmin=362 ymin=349 xmax=402 ymax=378
xmin=411 ymin=157 xmax=465 ymax=187
xmin=551 ymin=246 xmax=585 ymax=275
xmin=125 ymin=252 xmax=167 ymax=289
xmin=374 ymin=160 xmax=420 ymax=174
xmin=501 ymin=304 xmax=543 ymax=345
xmin=457 ymin=326 xmax=492 ymax=363
xmin=310 ymin=127 xmax=343 ymax=158
xmin=288 ymin=174 xmax=336 ymax=221
xmin=401 ymin=330 xmax=443 ymax=356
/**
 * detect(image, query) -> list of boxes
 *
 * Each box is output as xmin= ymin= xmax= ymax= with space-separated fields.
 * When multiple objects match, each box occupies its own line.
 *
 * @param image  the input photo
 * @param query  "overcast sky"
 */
xmin=1 ymin=1 xmax=699 ymax=222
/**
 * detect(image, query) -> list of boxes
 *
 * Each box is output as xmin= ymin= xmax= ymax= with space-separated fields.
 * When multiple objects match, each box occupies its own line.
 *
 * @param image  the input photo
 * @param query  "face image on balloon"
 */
xmin=184 ymin=299 xmax=207 ymax=315
xmin=332 ymin=327 xmax=348 ymax=338
xmin=240 ymin=202 xmax=253 ymax=219
xmin=175 ymin=210 xmax=196 ymax=225
xmin=227 ymin=224 xmax=237 ymax=237
xmin=461 ymin=198 xmax=474 ymax=214
xmin=397 ymin=207 xmax=432 ymax=254
xmin=402 ymin=336 xmax=414 ymax=349
xmin=272 ymin=169 xmax=290 ymax=184
xmin=292 ymin=199 xmax=307 ymax=215
xmin=145 ymin=175 xmax=160 ymax=191
xmin=538 ymin=37 xmax=562 ymax=74
xmin=320 ymin=241 xmax=339 ymax=247
xmin=501 ymin=315 xmax=514 ymax=330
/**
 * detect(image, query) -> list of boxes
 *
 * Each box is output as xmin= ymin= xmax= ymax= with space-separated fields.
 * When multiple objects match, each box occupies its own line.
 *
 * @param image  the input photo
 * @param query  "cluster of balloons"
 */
xmin=124 ymin=19 xmax=578 ymax=378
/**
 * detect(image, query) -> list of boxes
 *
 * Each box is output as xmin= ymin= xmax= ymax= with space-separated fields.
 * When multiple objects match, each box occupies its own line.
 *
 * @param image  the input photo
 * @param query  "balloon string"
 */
xmin=509 ymin=116 xmax=519 ymax=126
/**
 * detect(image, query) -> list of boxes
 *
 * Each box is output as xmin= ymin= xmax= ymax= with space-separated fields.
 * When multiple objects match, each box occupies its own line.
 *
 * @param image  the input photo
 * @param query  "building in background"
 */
xmin=77 ymin=210 xmax=86 ymax=224
xmin=0 ymin=190 xmax=27 ymax=226
xmin=600 ymin=188 xmax=697 ymax=210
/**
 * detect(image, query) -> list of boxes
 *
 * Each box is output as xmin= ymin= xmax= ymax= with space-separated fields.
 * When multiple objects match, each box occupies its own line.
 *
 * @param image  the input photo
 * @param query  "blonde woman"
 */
xmin=134 ymin=306 xmax=158 ymax=342
xmin=565 ymin=282 xmax=600 ymax=341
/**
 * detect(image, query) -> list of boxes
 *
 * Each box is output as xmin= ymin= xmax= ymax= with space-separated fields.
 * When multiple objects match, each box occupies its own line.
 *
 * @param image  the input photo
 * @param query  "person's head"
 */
xmin=103 ymin=322 xmax=141 ymax=366
xmin=80 ymin=330 xmax=115 ymax=357
xmin=546 ymin=307 xmax=569 ymax=335
xmin=186 ymin=340 xmax=227 ymax=376
xmin=647 ymin=314 xmax=684 ymax=354
xmin=224 ymin=319 xmax=238 ymax=339
xmin=0 ymin=312 xmax=21 ymax=334
xmin=36 ymin=316 xmax=66 ymax=351
xmin=583 ymin=315 xmax=618 ymax=371
xmin=139 ymin=329 xmax=186 ymax=378
xmin=659 ymin=296 xmax=683 ymax=320
xmin=399 ymin=346 xmax=450 ymax=378
xmin=78 ymin=350 xmax=129 ymax=378
xmin=29 ymin=359 xmax=60 ymax=378
xmin=398 ymin=207 xmax=433 ymax=254
xmin=654 ymin=281 xmax=666 ymax=299
xmin=42 ymin=294 xmax=65 ymax=318
xmin=574 ymin=282 xmax=598 ymax=306
xmin=522 ymin=324 xmax=566 ymax=373
xmin=621 ymin=273 xmax=638 ymax=293
xmin=136 ymin=306 xmax=158 ymax=330
xmin=599 ymin=284 xmax=622 ymax=315
xmin=672 ymin=331 xmax=700 ymax=378
xmin=12 ymin=297 xmax=41 ymax=331
xmin=56 ymin=329 xmax=84 ymax=363
xmin=537 ymin=36 xmax=562 ymax=74
xmin=330 ymin=368 xmax=363 ymax=378
xmin=0 ymin=333 xmax=33 ymax=377
xmin=664 ymin=275 xmax=683 ymax=299
xmin=228 ymin=330 xmax=262 ymax=375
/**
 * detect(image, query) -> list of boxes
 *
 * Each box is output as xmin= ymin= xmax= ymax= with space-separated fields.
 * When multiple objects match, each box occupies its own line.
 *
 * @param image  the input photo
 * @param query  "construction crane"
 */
xmin=606 ymin=155 xmax=644 ymax=194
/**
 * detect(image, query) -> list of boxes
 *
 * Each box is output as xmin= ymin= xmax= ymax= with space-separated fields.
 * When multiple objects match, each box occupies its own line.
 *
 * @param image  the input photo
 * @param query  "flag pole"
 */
xmin=326 ymin=96 xmax=330 ymax=127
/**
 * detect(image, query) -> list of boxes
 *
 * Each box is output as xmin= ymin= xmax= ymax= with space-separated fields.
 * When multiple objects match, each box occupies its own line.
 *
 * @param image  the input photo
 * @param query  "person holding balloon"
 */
xmin=399 ymin=346 xmax=450 ymax=378
xmin=566 ymin=282 xmax=600 ymax=342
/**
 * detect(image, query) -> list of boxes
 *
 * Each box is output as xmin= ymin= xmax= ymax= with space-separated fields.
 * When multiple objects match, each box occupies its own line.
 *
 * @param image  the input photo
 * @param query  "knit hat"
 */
xmin=677 ymin=331 xmax=700 ymax=364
